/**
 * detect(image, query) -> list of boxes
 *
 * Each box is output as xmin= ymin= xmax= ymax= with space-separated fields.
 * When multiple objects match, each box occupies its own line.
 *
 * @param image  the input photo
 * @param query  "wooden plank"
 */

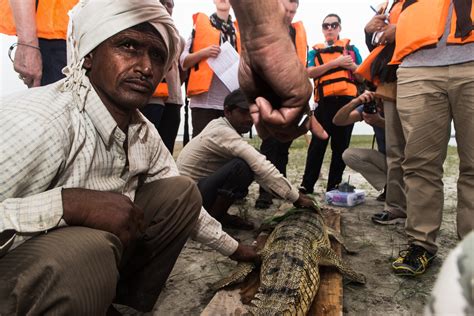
xmin=309 ymin=210 xmax=342 ymax=316
xmin=201 ymin=289 xmax=248 ymax=316
xmin=202 ymin=210 xmax=342 ymax=316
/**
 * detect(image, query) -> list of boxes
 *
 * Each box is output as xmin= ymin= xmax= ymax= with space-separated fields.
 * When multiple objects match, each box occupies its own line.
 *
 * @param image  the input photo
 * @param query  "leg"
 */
xmin=116 ymin=176 xmax=202 ymax=311
xmin=191 ymin=108 xmax=224 ymax=137
xmin=157 ymin=103 xmax=181 ymax=154
xmin=301 ymin=102 xmax=333 ymax=193
xmin=397 ymin=66 xmax=451 ymax=254
xmin=383 ymin=100 xmax=407 ymax=217
xmin=141 ymin=103 xmax=165 ymax=131
xmin=448 ymin=61 xmax=474 ymax=239
xmin=342 ymin=148 xmax=386 ymax=191
xmin=38 ymin=39 xmax=67 ymax=86
xmin=0 ymin=227 xmax=121 ymax=315
xmin=257 ymin=138 xmax=292 ymax=208
xmin=197 ymin=158 xmax=254 ymax=229
xmin=328 ymin=122 xmax=354 ymax=191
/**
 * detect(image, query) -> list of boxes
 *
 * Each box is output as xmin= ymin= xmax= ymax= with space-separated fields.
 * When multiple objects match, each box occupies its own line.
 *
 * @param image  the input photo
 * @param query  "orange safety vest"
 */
xmin=355 ymin=0 xmax=404 ymax=84
xmin=292 ymin=21 xmax=308 ymax=66
xmin=186 ymin=12 xmax=241 ymax=97
xmin=0 ymin=0 xmax=77 ymax=40
xmin=153 ymin=79 xmax=169 ymax=98
xmin=311 ymin=39 xmax=358 ymax=102
xmin=391 ymin=0 xmax=474 ymax=64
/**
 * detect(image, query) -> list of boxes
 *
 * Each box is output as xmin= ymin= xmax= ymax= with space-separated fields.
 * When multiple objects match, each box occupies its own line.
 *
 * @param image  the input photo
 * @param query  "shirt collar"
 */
xmin=83 ymin=78 xmax=148 ymax=145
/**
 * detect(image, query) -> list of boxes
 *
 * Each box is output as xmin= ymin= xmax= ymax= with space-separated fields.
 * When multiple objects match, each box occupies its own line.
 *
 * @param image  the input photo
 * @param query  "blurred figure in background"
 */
xmin=141 ymin=0 xmax=186 ymax=154
xmin=300 ymin=13 xmax=362 ymax=194
xmin=180 ymin=0 xmax=240 ymax=137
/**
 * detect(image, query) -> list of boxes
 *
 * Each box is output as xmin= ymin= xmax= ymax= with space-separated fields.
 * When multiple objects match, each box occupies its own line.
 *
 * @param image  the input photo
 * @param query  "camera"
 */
xmin=363 ymin=100 xmax=377 ymax=114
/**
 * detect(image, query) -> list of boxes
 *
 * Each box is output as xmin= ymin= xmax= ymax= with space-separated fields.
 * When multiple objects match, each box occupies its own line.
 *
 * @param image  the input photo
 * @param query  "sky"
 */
xmin=0 ymin=0 xmax=381 ymax=134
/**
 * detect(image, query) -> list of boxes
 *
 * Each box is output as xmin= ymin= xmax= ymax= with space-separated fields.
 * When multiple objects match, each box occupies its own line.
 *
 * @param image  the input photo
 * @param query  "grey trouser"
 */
xmin=0 ymin=176 xmax=201 ymax=314
xmin=383 ymin=99 xmax=407 ymax=217
xmin=342 ymin=147 xmax=386 ymax=191
xmin=397 ymin=62 xmax=474 ymax=253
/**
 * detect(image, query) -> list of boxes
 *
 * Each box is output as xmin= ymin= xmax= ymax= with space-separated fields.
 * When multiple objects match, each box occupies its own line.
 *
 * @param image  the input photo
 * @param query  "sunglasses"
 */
xmin=322 ymin=22 xmax=340 ymax=30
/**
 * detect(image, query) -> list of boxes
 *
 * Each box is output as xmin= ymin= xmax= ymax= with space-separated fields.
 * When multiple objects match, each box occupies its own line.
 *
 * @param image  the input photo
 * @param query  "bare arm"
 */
xmin=333 ymin=91 xmax=376 ymax=126
xmin=9 ymin=0 xmax=42 ymax=87
xmin=332 ymin=98 xmax=363 ymax=126
xmin=62 ymin=189 xmax=145 ymax=247
xmin=182 ymin=45 xmax=220 ymax=70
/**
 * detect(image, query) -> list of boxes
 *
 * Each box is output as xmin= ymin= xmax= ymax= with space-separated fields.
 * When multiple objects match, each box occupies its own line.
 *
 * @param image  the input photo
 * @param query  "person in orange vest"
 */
xmin=0 ymin=0 xmax=77 ymax=87
xmin=255 ymin=0 xmax=308 ymax=209
xmin=299 ymin=13 xmax=362 ymax=194
xmin=390 ymin=0 xmax=474 ymax=276
xmin=141 ymin=0 xmax=185 ymax=155
xmin=355 ymin=1 xmax=408 ymax=225
xmin=180 ymin=0 xmax=241 ymax=137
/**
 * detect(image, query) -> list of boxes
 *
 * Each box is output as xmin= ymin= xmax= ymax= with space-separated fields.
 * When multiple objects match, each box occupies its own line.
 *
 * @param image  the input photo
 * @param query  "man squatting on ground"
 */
xmin=177 ymin=89 xmax=317 ymax=231
xmin=0 ymin=1 xmax=257 ymax=314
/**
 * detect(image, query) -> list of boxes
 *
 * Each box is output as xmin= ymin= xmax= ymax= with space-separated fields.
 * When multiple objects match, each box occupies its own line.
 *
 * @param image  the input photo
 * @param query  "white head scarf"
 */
xmin=62 ymin=0 xmax=179 ymax=109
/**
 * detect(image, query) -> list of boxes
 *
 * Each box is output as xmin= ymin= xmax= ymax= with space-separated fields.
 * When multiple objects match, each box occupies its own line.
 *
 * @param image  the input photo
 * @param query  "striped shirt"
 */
xmin=0 ymin=78 xmax=237 ymax=257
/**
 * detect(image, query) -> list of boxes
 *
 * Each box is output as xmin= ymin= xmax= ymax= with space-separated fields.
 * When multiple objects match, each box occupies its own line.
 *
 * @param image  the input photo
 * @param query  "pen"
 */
xmin=370 ymin=5 xmax=378 ymax=13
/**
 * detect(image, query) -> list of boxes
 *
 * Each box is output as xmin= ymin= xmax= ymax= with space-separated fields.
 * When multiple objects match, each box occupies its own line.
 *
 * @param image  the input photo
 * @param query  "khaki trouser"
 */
xmin=0 ymin=176 xmax=202 ymax=314
xmin=397 ymin=62 xmax=474 ymax=254
xmin=383 ymin=99 xmax=407 ymax=217
xmin=342 ymin=148 xmax=386 ymax=191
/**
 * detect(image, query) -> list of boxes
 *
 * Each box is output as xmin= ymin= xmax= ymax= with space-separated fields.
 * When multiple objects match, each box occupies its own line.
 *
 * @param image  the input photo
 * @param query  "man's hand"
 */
xmin=364 ymin=14 xmax=387 ymax=33
xmin=293 ymin=192 xmax=318 ymax=211
xmin=231 ymin=0 xmax=313 ymax=142
xmin=62 ymin=188 xmax=145 ymax=247
xmin=14 ymin=44 xmax=42 ymax=87
xmin=362 ymin=112 xmax=384 ymax=128
xmin=229 ymin=243 xmax=260 ymax=263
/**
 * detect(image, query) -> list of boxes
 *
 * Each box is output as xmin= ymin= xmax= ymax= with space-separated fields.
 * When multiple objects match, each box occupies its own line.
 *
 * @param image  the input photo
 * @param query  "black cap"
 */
xmin=224 ymin=89 xmax=249 ymax=109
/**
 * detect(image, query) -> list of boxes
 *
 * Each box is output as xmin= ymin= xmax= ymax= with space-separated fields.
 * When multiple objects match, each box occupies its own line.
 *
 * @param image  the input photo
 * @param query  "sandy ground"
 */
xmin=119 ymin=136 xmax=460 ymax=316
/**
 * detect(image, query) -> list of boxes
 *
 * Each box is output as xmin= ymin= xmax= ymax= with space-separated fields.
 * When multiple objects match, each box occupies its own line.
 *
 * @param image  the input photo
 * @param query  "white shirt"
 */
xmin=0 ymin=78 xmax=237 ymax=257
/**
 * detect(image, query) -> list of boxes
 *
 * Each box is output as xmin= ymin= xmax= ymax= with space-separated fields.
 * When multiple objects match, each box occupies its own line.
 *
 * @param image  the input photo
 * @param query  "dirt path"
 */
xmin=120 ymin=137 xmax=460 ymax=315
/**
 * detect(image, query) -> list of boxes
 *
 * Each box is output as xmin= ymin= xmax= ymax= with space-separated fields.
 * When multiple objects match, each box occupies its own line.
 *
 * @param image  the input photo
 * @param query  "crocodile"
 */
xmin=213 ymin=208 xmax=366 ymax=315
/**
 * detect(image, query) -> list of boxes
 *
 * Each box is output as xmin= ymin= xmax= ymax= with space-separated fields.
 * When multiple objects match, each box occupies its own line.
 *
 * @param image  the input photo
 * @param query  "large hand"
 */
xmin=14 ymin=43 xmax=42 ymax=87
xmin=231 ymin=0 xmax=313 ymax=141
xmin=62 ymin=188 xmax=145 ymax=247
xmin=229 ymin=243 xmax=260 ymax=263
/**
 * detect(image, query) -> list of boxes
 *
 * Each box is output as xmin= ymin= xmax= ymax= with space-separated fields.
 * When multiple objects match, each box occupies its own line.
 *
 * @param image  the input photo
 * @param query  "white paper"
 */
xmin=207 ymin=41 xmax=240 ymax=92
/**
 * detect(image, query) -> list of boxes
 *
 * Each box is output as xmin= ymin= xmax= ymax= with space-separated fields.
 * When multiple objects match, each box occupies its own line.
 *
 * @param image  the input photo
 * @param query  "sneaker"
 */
xmin=376 ymin=187 xmax=386 ymax=202
xmin=371 ymin=210 xmax=406 ymax=225
xmin=255 ymin=191 xmax=273 ymax=209
xmin=392 ymin=244 xmax=435 ymax=276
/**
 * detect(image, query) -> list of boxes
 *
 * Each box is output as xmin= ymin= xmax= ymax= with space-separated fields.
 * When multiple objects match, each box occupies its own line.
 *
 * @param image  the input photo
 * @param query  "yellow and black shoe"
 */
xmin=392 ymin=244 xmax=435 ymax=276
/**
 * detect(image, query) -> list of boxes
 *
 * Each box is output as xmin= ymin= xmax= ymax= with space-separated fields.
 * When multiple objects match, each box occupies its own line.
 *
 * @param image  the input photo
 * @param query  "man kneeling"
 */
xmin=177 ymin=89 xmax=315 ymax=230
xmin=0 ymin=1 xmax=256 ymax=314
